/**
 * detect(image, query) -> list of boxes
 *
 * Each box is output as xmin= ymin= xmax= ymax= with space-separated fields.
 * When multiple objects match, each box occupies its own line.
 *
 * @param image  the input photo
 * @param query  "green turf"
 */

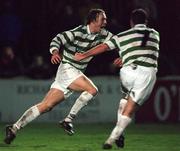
xmin=0 ymin=123 xmax=180 ymax=151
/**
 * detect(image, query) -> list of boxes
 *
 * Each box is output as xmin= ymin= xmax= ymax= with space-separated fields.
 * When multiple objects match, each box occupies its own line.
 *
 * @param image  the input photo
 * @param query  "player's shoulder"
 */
xmin=149 ymin=28 xmax=159 ymax=36
xmin=116 ymin=28 xmax=133 ymax=37
xmin=70 ymin=25 xmax=87 ymax=36
xmin=70 ymin=25 xmax=85 ymax=32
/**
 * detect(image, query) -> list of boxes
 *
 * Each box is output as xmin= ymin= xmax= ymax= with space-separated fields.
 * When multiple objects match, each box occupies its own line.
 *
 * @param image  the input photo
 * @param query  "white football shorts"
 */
xmin=120 ymin=64 xmax=157 ymax=105
xmin=50 ymin=62 xmax=84 ymax=98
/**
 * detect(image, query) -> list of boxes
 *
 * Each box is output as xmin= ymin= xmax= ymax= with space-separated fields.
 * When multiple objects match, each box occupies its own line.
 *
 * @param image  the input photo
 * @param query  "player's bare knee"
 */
xmin=88 ymin=86 xmax=98 ymax=96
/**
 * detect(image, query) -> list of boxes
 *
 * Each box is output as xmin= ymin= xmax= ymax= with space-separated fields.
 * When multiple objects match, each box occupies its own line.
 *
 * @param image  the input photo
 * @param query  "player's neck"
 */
xmin=89 ymin=23 xmax=100 ymax=34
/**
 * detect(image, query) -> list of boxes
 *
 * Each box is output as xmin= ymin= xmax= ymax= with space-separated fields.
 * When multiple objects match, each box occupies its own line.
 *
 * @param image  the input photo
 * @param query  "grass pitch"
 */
xmin=0 ymin=123 xmax=179 ymax=151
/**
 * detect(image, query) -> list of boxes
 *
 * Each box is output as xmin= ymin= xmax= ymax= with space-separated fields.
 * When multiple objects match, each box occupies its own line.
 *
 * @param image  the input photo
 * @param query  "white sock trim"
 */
xmin=32 ymin=105 xmax=40 ymax=117
xmin=14 ymin=105 xmax=40 ymax=130
xmin=66 ymin=91 xmax=93 ymax=121
xmin=120 ymin=115 xmax=132 ymax=129
xmin=107 ymin=115 xmax=132 ymax=143
xmin=117 ymin=99 xmax=127 ymax=122
xmin=118 ymin=99 xmax=127 ymax=114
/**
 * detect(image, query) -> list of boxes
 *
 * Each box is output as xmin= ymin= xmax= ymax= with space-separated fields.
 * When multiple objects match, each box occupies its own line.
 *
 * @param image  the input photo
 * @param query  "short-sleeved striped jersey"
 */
xmin=50 ymin=25 xmax=113 ymax=72
xmin=105 ymin=24 xmax=160 ymax=69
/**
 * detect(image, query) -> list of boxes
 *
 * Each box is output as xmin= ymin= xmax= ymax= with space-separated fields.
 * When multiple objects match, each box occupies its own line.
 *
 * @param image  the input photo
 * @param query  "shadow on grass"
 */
xmin=0 ymin=143 xmax=19 ymax=147
xmin=0 ymin=143 xmax=47 ymax=148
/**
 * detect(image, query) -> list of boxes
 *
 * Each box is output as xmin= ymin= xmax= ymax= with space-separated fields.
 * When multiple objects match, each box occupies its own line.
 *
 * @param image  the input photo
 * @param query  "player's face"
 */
xmin=94 ymin=12 xmax=107 ymax=32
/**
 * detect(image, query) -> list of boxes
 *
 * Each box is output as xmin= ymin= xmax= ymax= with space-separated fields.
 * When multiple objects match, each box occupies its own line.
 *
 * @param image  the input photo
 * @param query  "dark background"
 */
xmin=0 ymin=0 xmax=179 ymax=78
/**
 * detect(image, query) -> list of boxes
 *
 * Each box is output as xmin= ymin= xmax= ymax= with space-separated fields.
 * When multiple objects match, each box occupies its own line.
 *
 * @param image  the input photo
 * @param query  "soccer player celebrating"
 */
xmin=4 ymin=8 xmax=115 ymax=144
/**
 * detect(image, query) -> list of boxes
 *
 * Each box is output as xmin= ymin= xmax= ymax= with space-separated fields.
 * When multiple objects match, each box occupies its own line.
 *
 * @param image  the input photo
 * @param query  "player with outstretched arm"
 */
xmin=4 ymin=9 xmax=121 ymax=145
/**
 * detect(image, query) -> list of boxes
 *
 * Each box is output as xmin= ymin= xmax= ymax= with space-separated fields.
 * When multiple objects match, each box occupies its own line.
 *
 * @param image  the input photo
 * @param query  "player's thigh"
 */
xmin=37 ymin=88 xmax=65 ymax=111
xmin=68 ymin=75 xmax=97 ymax=93
xmin=43 ymin=88 xmax=65 ymax=102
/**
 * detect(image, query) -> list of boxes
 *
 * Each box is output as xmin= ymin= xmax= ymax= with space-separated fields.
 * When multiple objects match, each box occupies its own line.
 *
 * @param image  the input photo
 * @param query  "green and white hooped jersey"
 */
xmin=50 ymin=25 xmax=113 ymax=72
xmin=105 ymin=24 xmax=160 ymax=70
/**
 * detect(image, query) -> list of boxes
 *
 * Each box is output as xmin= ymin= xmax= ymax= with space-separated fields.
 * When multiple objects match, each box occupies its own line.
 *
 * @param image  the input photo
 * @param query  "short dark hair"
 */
xmin=86 ymin=8 xmax=105 ymax=25
xmin=131 ymin=8 xmax=148 ymax=25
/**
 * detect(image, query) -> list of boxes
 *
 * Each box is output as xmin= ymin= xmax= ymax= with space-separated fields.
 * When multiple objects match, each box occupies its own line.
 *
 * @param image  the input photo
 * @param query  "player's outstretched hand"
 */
xmin=113 ymin=58 xmax=123 ymax=68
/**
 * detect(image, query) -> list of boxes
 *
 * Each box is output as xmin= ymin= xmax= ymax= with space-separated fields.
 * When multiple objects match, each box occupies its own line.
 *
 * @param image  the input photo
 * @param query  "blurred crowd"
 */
xmin=0 ymin=0 xmax=179 ymax=79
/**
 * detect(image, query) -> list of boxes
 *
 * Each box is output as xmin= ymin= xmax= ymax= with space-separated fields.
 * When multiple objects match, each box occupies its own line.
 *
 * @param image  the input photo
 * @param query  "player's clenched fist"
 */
xmin=51 ymin=50 xmax=61 ymax=64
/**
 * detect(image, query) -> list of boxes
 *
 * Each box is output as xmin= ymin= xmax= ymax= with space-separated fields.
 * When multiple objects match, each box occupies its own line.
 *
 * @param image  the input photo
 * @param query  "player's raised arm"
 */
xmin=74 ymin=43 xmax=109 ymax=61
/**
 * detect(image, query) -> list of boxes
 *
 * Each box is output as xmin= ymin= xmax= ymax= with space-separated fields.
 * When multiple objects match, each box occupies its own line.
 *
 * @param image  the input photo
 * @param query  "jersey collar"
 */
xmin=134 ymin=24 xmax=147 ymax=28
xmin=87 ymin=25 xmax=91 ymax=34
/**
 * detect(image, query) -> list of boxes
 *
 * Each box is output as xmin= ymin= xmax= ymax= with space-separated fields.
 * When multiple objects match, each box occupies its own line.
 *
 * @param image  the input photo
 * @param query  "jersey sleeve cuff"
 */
xmin=50 ymin=47 xmax=59 ymax=54
xmin=104 ymin=41 xmax=115 ymax=50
